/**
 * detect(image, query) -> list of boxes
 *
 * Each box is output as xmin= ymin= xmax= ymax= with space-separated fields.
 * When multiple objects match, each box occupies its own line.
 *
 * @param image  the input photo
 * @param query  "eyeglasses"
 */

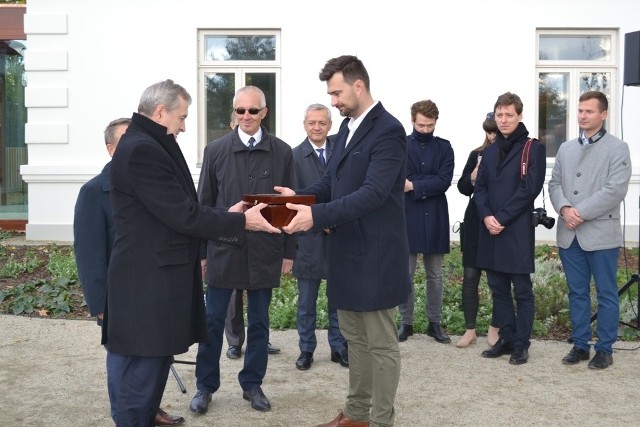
xmin=234 ymin=107 xmax=264 ymax=115
xmin=486 ymin=112 xmax=495 ymax=119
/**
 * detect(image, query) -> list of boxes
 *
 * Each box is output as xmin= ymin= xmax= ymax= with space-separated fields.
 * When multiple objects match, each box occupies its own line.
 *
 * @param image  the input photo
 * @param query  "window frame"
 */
xmin=535 ymin=29 xmax=618 ymax=159
xmin=197 ymin=29 xmax=281 ymax=165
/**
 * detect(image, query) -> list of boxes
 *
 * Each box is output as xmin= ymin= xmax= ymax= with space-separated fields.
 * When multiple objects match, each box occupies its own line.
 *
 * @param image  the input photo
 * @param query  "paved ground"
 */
xmin=1 ymin=315 xmax=639 ymax=426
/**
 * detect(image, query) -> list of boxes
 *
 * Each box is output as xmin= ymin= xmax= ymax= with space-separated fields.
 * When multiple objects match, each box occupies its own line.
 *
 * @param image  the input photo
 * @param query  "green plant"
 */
xmin=0 ymin=249 xmax=41 ymax=278
xmin=0 ymin=278 xmax=83 ymax=316
xmin=47 ymin=246 xmax=78 ymax=282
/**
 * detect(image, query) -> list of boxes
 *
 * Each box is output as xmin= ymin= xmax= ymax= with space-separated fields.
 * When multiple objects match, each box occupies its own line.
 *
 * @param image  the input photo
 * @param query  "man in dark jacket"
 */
xmin=292 ymin=103 xmax=348 ymax=371
xmin=105 ymin=79 xmax=279 ymax=426
xmin=474 ymin=92 xmax=545 ymax=365
xmin=74 ymin=117 xmax=184 ymax=426
xmin=279 ymin=55 xmax=410 ymax=427
xmin=189 ymin=85 xmax=295 ymax=415
xmin=398 ymin=99 xmax=454 ymax=344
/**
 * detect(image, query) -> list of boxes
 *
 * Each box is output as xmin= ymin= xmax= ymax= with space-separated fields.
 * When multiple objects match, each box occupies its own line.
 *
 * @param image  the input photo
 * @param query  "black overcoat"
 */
xmin=473 ymin=123 xmax=546 ymax=274
xmin=198 ymin=126 xmax=296 ymax=289
xmin=104 ymin=113 xmax=246 ymax=357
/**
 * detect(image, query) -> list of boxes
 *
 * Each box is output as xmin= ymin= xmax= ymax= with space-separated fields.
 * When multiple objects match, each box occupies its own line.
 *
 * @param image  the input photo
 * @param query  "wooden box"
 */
xmin=242 ymin=194 xmax=316 ymax=227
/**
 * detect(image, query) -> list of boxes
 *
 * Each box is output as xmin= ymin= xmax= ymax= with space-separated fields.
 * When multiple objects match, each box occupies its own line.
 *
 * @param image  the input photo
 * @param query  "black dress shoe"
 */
xmin=398 ymin=324 xmax=414 ymax=342
xmin=426 ymin=322 xmax=451 ymax=344
xmin=267 ymin=342 xmax=281 ymax=354
xmin=481 ymin=339 xmax=514 ymax=358
xmin=296 ymin=351 xmax=313 ymax=370
xmin=330 ymin=349 xmax=349 ymax=367
xmin=189 ymin=390 xmax=212 ymax=414
xmin=226 ymin=345 xmax=242 ymax=359
xmin=242 ymin=386 xmax=271 ymax=412
xmin=588 ymin=350 xmax=613 ymax=369
xmin=155 ymin=408 xmax=185 ymax=426
xmin=509 ymin=347 xmax=529 ymax=365
xmin=562 ymin=346 xmax=590 ymax=365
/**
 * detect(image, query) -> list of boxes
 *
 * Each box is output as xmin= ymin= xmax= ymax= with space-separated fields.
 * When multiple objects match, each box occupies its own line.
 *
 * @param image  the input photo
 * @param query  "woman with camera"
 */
xmin=455 ymin=114 xmax=500 ymax=348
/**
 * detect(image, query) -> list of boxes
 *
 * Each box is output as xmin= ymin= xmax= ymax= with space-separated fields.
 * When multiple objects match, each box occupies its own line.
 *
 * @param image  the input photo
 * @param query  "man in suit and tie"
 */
xmin=292 ymin=103 xmax=348 ymax=371
xmin=104 ymin=79 xmax=279 ymax=426
xmin=278 ymin=55 xmax=410 ymax=427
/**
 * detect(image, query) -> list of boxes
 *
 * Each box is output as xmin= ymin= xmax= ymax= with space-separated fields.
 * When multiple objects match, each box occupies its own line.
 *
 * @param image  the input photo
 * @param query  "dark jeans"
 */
xmin=486 ymin=270 xmax=534 ymax=349
xmin=461 ymin=267 xmax=497 ymax=330
xmin=296 ymin=277 xmax=346 ymax=353
xmin=195 ymin=287 xmax=271 ymax=393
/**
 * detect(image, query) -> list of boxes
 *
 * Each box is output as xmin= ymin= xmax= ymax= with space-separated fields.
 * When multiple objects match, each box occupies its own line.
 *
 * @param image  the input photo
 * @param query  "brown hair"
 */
xmin=579 ymin=91 xmax=608 ymax=112
xmin=319 ymin=55 xmax=370 ymax=91
xmin=410 ymin=100 xmax=439 ymax=122
xmin=493 ymin=92 xmax=523 ymax=115
xmin=475 ymin=116 xmax=498 ymax=152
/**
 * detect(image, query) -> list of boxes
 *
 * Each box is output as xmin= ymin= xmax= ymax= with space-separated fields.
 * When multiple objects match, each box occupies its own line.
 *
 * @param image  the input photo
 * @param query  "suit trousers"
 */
xmin=195 ymin=287 xmax=272 ymax=393
xmin=109 ymin=351 xmax=172 ymax=427
xmin=486 ymin=270 xmax=534 ymax=349
xmin=338 ymin=307 xmax=399 ymax=427
xmin=225 ymin=289 xmax=245 ymax=347
xmin=399 ymin=253 xmax=444 ymax=324
xmin=106 ymin=347 xmax=126 ymax=422
xmin=296 ymin=277 xmax=346 ymax=353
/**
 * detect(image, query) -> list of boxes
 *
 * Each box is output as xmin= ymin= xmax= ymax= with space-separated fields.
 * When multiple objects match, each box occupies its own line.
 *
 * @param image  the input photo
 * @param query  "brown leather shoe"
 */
xmin=315 ymin=410 xmax=369 ymax=427
xmin=155 ymin=408 xmax=185 ymax=426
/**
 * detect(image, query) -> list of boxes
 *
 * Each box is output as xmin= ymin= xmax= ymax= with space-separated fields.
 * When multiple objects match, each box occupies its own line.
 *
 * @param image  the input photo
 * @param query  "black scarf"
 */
xmin=495 ymin=122 xmax=529 ymax=168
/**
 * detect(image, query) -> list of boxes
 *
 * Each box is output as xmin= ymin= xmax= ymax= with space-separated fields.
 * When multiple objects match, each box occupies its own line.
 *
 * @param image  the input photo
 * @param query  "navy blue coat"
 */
xmin=474 ymin=123 xmax=545 ymax=274
xmin=297 ymin=102 xmax=411 ymax=311
xmin=105 ymin=113 xmax=246 ymax=357
xmin=404 ymin=133 xmax=454 ymax=254
xmin=291 ymin=137 xmax=333 ymax=279
xmin=73 ymin=162 xmax=114 ymax=321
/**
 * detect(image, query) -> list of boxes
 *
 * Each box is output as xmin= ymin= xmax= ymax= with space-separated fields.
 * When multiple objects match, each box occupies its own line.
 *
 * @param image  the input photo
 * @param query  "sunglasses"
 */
xmin=234 ymin=107 xmax=265 ymax=115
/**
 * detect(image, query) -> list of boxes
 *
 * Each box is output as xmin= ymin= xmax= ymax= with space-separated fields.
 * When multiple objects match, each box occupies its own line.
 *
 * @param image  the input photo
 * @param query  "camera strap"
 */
xmin=520 ymin=138 xmax=534 ymax=180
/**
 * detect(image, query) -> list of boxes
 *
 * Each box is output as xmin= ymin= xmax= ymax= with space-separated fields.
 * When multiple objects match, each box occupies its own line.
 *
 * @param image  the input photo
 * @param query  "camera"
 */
xmin=531 ymin=208 xmax=555 ymax=229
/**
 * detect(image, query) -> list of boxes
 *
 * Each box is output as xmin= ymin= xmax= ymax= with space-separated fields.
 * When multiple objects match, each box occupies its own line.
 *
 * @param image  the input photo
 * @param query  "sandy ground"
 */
xmin=0 ymin=315 xmax=639 ymax=427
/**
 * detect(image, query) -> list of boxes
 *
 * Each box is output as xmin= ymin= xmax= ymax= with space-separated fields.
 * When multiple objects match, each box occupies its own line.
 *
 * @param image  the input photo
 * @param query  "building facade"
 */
xmin=20 ymin=0 xmax=640 ymax=244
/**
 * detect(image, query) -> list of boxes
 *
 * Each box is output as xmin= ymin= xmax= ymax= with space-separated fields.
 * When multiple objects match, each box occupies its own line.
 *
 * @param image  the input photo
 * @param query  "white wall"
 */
xmin=21 ymin=0 xmax=640 ymax=244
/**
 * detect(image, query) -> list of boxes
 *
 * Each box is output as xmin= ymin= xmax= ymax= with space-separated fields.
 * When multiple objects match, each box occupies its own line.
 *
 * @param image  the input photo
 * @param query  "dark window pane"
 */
xmin=538 ymin=72 xmax=568 ymax=157
xmin=205 ymin=73 xmax=235 ymax=143
xmin=205 ymin=36 xmax=276 ymax=61
xmin=246 ymin=73 xmax=276 ymax=134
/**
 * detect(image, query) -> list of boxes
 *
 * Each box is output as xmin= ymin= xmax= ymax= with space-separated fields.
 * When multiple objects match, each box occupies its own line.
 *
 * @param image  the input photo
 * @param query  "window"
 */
xmin=197 ymin=30 xmax=280 ymax=163
xmin=536 ymin=29 xmax=618 ymax=157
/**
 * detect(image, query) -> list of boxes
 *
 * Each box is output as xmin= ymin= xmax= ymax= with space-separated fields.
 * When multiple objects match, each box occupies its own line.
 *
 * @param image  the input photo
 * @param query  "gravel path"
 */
xmin=1 ymin=315 xmax=639 ymax=426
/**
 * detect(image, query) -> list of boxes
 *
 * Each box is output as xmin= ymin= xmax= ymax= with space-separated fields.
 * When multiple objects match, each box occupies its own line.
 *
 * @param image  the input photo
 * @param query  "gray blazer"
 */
xmin=549 ymin=132 xmax=632 ymax=251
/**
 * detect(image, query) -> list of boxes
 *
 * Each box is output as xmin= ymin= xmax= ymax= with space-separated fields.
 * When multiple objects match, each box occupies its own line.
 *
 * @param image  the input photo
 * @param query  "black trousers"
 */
xmin=461 ymin=267 xmax=497 ymax=330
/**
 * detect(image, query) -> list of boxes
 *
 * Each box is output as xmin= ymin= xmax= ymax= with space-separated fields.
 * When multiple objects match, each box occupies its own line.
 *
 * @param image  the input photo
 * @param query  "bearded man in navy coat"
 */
xmin=278 ymin=55 xmax=410 ymax=427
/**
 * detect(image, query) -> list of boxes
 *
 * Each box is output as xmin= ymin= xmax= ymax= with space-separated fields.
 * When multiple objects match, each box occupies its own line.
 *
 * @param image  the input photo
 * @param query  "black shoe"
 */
xmin=562 ymin=346 xmax=590 ymax=365
xmin=481 ymin=339 xmax=514 ymax=358
xmin=189 ymin=390 xmax=212 ymax=414
xmin=331 ymin=349 xmax=349 ymax=367
xmin=426 ymin=322 xmax=451 ymax=344
xmin=398 ymin=324 xmax=414 ymax=342
xmin=242 ymin=386 xmax=271 ymax=412
xmin=295 ymin=351 xmax=313 ymax=370
xmin=226 ymin=345 xmax=242 ymax=359
xmin=588 ymin=350 xmax=613 ymax=369
xmin=267 ymin=342 xmax=281 ymax=354
xmin=509 ymin=347 xmax=529 ymax=365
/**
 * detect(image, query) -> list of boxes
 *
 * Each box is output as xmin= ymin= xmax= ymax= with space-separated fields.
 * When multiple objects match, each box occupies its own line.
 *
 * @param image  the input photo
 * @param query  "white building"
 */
xmin=19 ymin=0 xmax=640 ymax=244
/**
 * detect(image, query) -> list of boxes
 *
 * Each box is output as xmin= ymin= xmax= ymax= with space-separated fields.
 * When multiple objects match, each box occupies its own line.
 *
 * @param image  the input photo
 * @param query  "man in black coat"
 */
xmin=74 ymin=117 xmax=184 ymax=426
xmin=189 ymin=85 xmax=295 ymax=415
xmin=291 ymin=103 xmax=348 ymax=371
xmin=104 ymin=79 xmax=279 ymax=426
xmin=474 ymin=92 xmax=546 ymax=365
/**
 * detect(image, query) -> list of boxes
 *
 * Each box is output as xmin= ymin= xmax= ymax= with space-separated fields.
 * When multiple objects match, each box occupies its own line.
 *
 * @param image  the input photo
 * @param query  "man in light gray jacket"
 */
xmin=549 ymin=90 xmax=631 ymax=370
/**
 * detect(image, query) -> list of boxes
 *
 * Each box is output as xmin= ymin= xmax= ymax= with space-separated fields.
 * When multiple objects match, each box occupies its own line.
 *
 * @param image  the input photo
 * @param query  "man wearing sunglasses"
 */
xmin=190 ymin=85 xmax=295 ymax=415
